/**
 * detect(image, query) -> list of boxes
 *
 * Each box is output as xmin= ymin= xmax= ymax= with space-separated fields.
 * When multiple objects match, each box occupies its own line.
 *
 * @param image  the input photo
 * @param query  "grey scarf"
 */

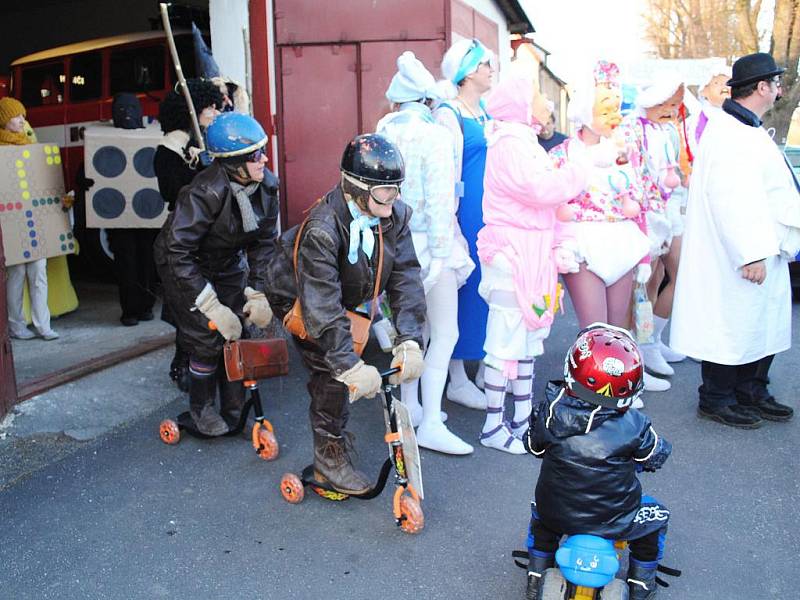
xmin=229 ymin=181 xmax=261 ymax=232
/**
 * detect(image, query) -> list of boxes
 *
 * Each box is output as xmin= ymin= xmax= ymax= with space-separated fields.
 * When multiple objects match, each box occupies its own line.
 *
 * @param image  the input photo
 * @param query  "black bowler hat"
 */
xmin=727 ymin=52 xmax=785 ymax=88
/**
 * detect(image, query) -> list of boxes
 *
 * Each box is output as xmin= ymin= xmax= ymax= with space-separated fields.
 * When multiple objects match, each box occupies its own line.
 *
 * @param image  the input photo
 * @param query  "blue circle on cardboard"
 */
xmin=93 ymin=187 xmax=126 ymax=219
xmin=132 ymin=188 xmax=165 ymax=220
xmin=23 ymin=251 xmax=30 ymax=258
xmin=133 ymin=147 xmax=156 ymax=178
xmin=93 ymin=146 xmax=127 ymax=178
xmin=31 ymin=240 xmax=38 ymax=247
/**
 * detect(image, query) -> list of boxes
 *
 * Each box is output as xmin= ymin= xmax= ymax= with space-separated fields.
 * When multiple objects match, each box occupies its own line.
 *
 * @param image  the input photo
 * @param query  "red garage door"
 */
xmin=0 ymin=226 xmax=18 ymax=419
xmin=360 ymin=40 xmax=447 ymax=133
xmin=279 ymin=44 xmax=359 ymax=227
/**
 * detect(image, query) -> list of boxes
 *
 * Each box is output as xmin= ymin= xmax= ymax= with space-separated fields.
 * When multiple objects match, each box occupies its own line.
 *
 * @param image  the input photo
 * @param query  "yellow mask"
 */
xmin=591 ymin=84 xmax=622 ymax=137
xmin=701 ymin=74 xmax=730 ymax=108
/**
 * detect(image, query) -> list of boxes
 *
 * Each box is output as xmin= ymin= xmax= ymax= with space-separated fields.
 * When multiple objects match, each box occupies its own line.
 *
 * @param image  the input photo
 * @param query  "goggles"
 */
xmin=342 ymin=172 xmax=401 ymax=205
xmin=245 ymin=147 xmax=267 ymax=163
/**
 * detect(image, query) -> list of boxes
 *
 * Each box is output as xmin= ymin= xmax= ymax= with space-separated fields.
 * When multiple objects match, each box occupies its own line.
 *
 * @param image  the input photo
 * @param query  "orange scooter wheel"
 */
xmin=159 ymin=419 xmax=180 ymax=445
xmin=280 ymin=473 xmax=305 ymax=504
xmin=398 ymin=494 xmax=424 ymax=534
xmin=253 ymin=422 xmax=279 ymax=461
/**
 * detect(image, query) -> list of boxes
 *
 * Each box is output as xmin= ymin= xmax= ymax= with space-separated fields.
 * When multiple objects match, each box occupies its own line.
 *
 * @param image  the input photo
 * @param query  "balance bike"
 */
xmin=279 ymin=367 xmax=425 ymax=534
xmin=515 ymin=535 xmax=681 ymax=600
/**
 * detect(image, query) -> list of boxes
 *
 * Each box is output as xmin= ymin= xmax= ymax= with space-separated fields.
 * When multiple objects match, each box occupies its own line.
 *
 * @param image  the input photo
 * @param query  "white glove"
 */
xmin=389 ymin=340 xmax=425 ymax=385
xmin=334 ymin=360 xmax=383 ymax=403
xmin=243 ymin=286 xmax=273 ymax=328
xmin=422 ymin=258 xmax=444 ymax=294
xmin=554 ymin=246 xmax=580 ymax=274
xmin=195 ymin=284 xmax=242 ymax=341
xmin=635 ymin=263 xmax=652 ymax=284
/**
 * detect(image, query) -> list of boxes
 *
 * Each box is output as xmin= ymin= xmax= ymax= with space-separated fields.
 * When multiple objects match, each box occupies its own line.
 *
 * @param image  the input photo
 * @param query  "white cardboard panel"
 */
xmin=0 ymin=143 xmax=73 ymax=267
xmin=84 ymin=123 xmax=167 ymax=229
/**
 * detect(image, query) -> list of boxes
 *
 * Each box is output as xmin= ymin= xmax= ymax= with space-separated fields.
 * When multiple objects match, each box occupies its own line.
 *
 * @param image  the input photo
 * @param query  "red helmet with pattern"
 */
xmin=563 ymin=323 xmax=644 ymax=410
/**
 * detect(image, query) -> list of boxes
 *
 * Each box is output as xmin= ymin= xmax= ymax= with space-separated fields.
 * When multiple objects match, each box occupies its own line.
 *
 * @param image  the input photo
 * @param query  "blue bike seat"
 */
xmin=555 ymin=535 xmax=619 ymax=588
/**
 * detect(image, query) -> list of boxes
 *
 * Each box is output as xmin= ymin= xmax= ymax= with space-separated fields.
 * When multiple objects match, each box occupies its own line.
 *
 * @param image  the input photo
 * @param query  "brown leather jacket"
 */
xmin=153 ymin=161 xmax=279 ymax=310
xmin=266 ymin=186 xmax=426 ymax=375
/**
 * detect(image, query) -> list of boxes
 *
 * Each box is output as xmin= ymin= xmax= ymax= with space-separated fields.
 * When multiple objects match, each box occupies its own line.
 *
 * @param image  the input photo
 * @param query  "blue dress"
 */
xmin=439 ymin=105 xmax=490 ymax=360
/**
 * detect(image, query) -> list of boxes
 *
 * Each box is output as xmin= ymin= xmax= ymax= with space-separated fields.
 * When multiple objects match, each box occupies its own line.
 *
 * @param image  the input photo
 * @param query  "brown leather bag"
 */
xmin=283 ymin=216 xmax=383 ymax=357
xmin=223 ymin=338 xmax=289 ymax=382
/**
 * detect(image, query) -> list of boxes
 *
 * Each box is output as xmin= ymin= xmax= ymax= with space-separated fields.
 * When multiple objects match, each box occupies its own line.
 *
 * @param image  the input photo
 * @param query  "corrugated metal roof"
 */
xmin=11 ymin=29 xmax=191 ymax=66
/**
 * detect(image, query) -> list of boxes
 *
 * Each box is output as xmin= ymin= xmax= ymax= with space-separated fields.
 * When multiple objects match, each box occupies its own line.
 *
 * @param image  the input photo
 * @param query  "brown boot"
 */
xmin=313 ymin=430 xmax=372 ymax=495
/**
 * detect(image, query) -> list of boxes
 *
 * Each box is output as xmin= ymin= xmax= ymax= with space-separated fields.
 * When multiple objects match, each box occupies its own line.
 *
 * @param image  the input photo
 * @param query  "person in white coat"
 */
xmin=377 ymin=52 xmax=475 ymax=455
xmin=671 ymin=52 xmax=799 ymax=429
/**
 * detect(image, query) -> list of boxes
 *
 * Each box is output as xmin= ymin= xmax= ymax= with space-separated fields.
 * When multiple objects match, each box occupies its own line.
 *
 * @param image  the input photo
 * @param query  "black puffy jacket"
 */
xmin=525 ymin=382 xmax=671 ymax=538
xmin=265 ymin=185 xmax=426 ymax=376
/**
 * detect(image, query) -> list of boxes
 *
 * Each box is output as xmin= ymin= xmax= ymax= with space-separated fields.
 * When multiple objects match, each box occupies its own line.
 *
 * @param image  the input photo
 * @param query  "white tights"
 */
xmin=401 ymin=268 xmax=473 ymax=454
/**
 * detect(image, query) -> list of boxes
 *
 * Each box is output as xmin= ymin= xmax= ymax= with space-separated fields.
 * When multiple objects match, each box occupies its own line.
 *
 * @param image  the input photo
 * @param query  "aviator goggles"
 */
xmin=342 ymin=172 xmax=401 ymax=205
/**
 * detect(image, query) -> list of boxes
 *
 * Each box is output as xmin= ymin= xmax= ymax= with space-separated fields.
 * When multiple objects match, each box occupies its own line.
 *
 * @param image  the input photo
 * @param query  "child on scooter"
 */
xmin=523 ymin=323 xmax=672 ymax=600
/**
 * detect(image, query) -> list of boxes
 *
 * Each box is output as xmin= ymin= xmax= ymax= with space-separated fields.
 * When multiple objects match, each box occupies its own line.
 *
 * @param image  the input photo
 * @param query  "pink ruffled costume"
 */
xmin=476 ymin=76 xmax=587 ymax=377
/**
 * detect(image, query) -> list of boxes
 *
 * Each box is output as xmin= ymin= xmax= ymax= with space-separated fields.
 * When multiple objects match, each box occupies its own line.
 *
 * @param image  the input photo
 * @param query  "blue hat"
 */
xmin=206 ymin=112 xmax=268 ymax=158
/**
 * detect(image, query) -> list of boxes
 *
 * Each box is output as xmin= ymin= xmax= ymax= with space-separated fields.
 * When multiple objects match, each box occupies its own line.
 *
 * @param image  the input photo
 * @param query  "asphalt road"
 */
xmin=1 ymin=305 xmax=798 ymax=599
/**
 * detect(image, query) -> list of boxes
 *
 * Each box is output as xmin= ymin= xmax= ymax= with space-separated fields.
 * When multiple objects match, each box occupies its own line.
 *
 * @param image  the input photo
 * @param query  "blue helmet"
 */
xmin=206 ymin=112 xmax=268 ymax=158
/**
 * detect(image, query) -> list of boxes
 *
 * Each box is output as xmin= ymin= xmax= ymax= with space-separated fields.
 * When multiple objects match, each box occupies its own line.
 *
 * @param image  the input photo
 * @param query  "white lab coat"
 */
xmin=671 ymin=108 xmax=800 ymax=365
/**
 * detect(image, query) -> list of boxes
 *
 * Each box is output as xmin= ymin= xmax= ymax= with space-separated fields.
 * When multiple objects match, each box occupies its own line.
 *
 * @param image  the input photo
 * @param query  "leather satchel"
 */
xmin=223 ymin=338 xmax=289 ymax=382
xmin=283 ymin=215 xmax=383 ymax=357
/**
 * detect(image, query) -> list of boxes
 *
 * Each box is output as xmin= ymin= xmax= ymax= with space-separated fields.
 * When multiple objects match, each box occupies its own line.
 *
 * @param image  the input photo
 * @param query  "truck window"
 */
xmin=109 ymin=45 xmax=165 ymax=95
xmin=69 ymin=51 xmax=102 ymax=102
xmin=20 ymin=62 xmax=65 ymax=106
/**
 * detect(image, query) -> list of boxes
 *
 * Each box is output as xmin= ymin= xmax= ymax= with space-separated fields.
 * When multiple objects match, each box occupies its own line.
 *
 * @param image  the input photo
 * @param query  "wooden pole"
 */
xmin=160 ymin=3 xmax=205 ymax=151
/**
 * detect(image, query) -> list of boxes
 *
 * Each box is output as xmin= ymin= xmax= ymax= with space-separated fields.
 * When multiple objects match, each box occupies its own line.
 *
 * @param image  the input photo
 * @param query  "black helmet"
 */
xmin=340 ymin=134 xmax=404 ymax=185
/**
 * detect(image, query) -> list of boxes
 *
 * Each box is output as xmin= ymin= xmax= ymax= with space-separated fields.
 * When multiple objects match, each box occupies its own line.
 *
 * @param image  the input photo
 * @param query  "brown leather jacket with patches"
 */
xmin=266 ymin=186 xmax=426 ymax=375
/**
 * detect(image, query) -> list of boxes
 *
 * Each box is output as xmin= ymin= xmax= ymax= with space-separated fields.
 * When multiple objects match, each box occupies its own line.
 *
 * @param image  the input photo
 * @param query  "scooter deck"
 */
xmin=299 ymin=461 xmax=394 ymax=501
xmin=174 ymin=406 xmax=252 ymax=439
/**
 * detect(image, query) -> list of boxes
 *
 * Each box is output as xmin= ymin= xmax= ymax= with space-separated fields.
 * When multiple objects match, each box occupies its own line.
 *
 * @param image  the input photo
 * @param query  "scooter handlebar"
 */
xmin=379 ymin=367 xmax=401 ymax=382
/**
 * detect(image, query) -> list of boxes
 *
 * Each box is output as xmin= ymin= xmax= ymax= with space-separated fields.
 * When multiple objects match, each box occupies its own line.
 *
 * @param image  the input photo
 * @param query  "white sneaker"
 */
xmin=640 ymin=343 xmax=674 ymax=376
xmin=480 ymin=423 xmax=526 ymax=454
xmin=446 ymin=380 xmax=488 ymax=410
xmin=658 ymin=341 xmax=686 ymax=363
xmin=416 ymin=421 xmax=473 ymax=455
xmin=643 ymin=371 xmax=671 ymax=392
xmin=10 ymin=328 xmax=36 ymax=340
xmin=39 ymin=330 xmax=60 ymax=341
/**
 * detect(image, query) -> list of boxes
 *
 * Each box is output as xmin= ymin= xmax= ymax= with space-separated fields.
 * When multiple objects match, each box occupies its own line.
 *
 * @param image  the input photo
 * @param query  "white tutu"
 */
xmin=479 ymin=253 xmax=551 ymax=366
xmin=572 ymin=220 xmax=651 ymax=285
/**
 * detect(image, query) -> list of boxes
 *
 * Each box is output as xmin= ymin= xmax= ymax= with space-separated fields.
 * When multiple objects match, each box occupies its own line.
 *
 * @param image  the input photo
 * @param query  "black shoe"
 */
xmin=138 ymin=310 xmax=154 ymax=321
xmin=737 ymin=395 xmax=793 ymax=422
xmin=121 ymin=315 xmax=139 ymax=327
xmin=698 ymin=404 xmax=763 ymax=429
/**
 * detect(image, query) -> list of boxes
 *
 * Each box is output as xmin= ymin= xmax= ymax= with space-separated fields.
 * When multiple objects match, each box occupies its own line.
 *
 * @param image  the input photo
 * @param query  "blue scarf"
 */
xmin=346 ymin=199 xmax=380 ymax=264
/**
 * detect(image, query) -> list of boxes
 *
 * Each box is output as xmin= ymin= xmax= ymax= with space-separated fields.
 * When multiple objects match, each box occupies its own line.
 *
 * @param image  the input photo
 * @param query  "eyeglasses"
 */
xmin=342 ymin=173 xmax=401 ymax=205
xmin=245 ymin=148 xmax=266 ymax=162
